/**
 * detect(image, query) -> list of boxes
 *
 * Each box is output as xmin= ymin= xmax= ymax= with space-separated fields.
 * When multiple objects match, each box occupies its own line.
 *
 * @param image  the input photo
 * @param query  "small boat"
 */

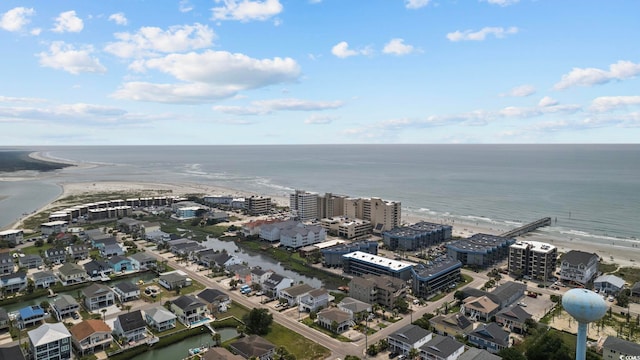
xmin=188 ymin=346 xmax=207 ymax=356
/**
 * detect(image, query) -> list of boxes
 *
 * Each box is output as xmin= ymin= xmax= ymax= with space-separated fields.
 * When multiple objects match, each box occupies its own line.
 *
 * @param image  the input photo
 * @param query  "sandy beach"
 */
xmin=9 ymin=151 xmax=640 ymax=271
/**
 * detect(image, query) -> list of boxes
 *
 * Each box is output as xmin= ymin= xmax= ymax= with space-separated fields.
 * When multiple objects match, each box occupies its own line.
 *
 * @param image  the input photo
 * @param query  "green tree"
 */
xmin=408 ymin=347 xmax=420 ymax=359
xmin=39 ymin=300 xmax=50 ymax=312
xmin=526 ymin=331 xmax=572 ymax=360
xmin=242 ymin=308 xmax=273 ymax=336
xmin=367 ymin=344 xmax=378 ymax=356
xmin=212 ymin=332 xmax=222 ymax=346
xmin=394 ymin=297 xmax=409 ymax=313
xmin=498 ymin=347 xmax=527 ymax=360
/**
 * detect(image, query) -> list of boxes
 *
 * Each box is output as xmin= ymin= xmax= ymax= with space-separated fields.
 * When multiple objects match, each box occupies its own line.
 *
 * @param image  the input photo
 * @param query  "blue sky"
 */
xmin=1 ymin=0 xmax=639 ymax=145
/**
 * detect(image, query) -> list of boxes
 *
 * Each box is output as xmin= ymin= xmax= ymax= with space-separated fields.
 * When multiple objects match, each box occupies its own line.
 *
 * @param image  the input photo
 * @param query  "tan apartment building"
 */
xmin=245 ymin=196 xmax=272 ymax=215
xmin=318 ymin=216 xmax=372 ymax=239
xmin=508 ymin=240 xmax=557 ymax=281
xmin=343 ymin=197 xmax=401 ymax=233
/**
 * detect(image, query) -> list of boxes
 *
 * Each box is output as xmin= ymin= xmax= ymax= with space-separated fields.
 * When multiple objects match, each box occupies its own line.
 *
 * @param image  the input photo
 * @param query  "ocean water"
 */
xmin=1 ymin=145 xmax=639 ymax=243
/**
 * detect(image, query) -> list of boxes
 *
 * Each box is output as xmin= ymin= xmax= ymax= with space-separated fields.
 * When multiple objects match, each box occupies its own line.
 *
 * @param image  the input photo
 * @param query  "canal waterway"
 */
xmin=130 ymin=327 xmax=238 ymax=360
xmin=202 ymin=237 xmax=322 ymax=288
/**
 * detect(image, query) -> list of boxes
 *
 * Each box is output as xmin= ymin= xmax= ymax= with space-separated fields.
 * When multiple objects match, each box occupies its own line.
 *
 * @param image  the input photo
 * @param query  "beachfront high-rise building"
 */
xmin=245 ymin=196 xmax=272 ymax=216
xmin=508 ymin=240 xmax=557 ymax=281
xmin=289 ymin=190 xmax=319 ymax=221
xmin=317 ymin=192 xmax=347 ymax=218
xmin=343 ymin=197 xmax=401 ymax=233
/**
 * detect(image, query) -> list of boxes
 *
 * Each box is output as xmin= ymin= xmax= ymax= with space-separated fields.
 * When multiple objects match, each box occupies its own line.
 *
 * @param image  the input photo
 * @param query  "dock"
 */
xmin=500 ymin=217 xmax=552 ymax=238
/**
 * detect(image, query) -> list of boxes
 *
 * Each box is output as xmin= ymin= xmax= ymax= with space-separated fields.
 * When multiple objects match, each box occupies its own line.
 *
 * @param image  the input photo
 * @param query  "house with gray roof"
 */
xmin=82 ymin=283 xmax=115 ymax=310
xmin=337 ymin=297 xmax=372 ymax=320
xmin=144 ymin=306 xmax=176 ymax=332
xmin=170 ymin=295 xmax=207 ymax=326
xmin=387 ymin=324 xmax=433 ymax=356
xmin=419 ymin=334 xmax=465 ymax=360
xmin=631 ymin=281 xmax=640 ymax=298
xmin=84 ymin=259 xmax=112 ymax=279
xmin=113 ymin=281 xmax=140 ymax=302
xmin=129 ymin=252 xmax=156 ymax=270
xmin=279 ymin=223 xmax=326 ymax=249
xmin=262 ymin=272 xmax=294 ymax=300
xmin=0 ymin=271 xmax=27 ymax=293
xmin=18 ymin=254 xmax=43 ymax=269
xmin=456 ymin=348 xmax=502 ymax=360
xmin=51 ymin=294 xmax=80 ymax=321
xmin=159 ymin=272 xmax=191 ymax=290
xmin=299 ymin=288 xmax=330 ymax=312
xmin=317 ymin=308 xmax=353 ymax=333
xmin=100 ymin=243 xmax=125 ymax=258
xmin=0 ymin=252 xmax=14 ymax=274
xmin=559 ymin=250 xmax=599 ymax=285
xmin=229 ymin=335 xmax=275 ymax=360
xmin=489 ymin=281 xmax=526 ymax=309
xmin=113 ymin=310 xmax=147 ymax=343
xmin=44 ymin=247 xmax=67 ymax=265
xmin=57 ymin=262 xmax=86 ymax=284
xmin=429 ymin=313 xmax=473 ymax=338
xmin=279 ymin=283 xmax=314 ymax=307
xmin=496 ymin=304 xmax=532 ymax=334
xmin=32 ymin=270 xmax=57 ymax=289
xmin=602 ymin=336 xmax=640 ymax=360
xmin=594 ymin=274 xmax=626 ymax=295
xmin=66 ymin=244 xmax=89 ymax=260
xmin=197 ymin=288 xmax=230 ymax=313
xmin=468 ymin=322 xmax=510 ymax=354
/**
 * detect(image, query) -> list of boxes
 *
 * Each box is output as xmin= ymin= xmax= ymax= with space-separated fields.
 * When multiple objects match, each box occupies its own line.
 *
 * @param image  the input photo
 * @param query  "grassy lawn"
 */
xmin=614 ymin=266 xmax=640 ymax=284
xmin=265 ymin=322 xmax=331 ymax=360
xmin=178 ymin=280 xmax=206 ymax=295
xmin=21 ymin=243 xmax=52 ymax=255
xmin=224 ymin=301 xmax=250 ymax=320
xmin=599 ymin=261 xmax=618 ymax=274
xmin=151 ymin=321 xmax=186 ymax=335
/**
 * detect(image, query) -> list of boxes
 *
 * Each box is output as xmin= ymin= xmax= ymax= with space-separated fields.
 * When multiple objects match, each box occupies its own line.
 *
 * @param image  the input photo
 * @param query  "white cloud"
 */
xmin=481 ymin=0 xmax=519 ymax=6
xmin=179 ymin=0 xmax=194 ymax=13
xmin=446 ymin=26 xmax=518 ymax=42
xmin=0 ymin=96 xmax=47 ymax=103
xmin=305 ymin=114 xmax=336 ymax=124
xmin=383 ymin=38 xmax=416 ymax=56
xmin=309 ymin=0 xmax=322 ymax=4
xmin=212 ymin=0 xmax=283 ymax=22
xmin=405 ymin=0 xmax=430 ymax=9
xmin=112 ymin=50 xmax=300 ymax=103
xmin=0 ymin=7 xmax=35 ymax=32
xmin=501 ymin=84 xmax=536 ymax=97
xmin=52 ymin=10 xmax=84 ymax=33
xmin=108 ymin=13 xmax=128 ymax=26
xmin=37 ymin=42 xmax=106 ymax=74
xmin=538 ymin=96 xmax=558 ymax=107
xmin=30 ymin=28 xmax=41 ymax=36
xmin=0 ymin=103 xmax=128 ymax=123
xmin=590 ymin=96 xmax=640 ymax=112
xmin=105 ymin=23 xmax=215 ymax=58
xmin=213 ymin=105 xmax=268 ymax=115
xmin=331 ymin=41 xmax=371 ymax=58
xmin=554 ymin=60 xmax=640 ymax=90
xmin=253 ymin=98 xmax=344 ymax=111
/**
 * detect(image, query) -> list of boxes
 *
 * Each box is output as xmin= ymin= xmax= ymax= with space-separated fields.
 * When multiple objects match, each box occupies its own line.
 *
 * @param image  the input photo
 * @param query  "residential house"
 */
xmin=250 ymin=268 xmax=273 ymax=286
xmin=82 ymin=283 xmax=115 ymax=310
xmin=32 ymin=270 xmax=57 ymax=289
xmin=40 ymin=221 xmax=68 ymax=236
xmin=66 ymin=244 xmax=89 ymax=261
xmin=462 ymin=296 xmax=500 ymax=322
xmin=279 ymin=283 xmax=314 ymax=307
xmin=0 ymin=344 xmax=25 ymax=360
xmin=129 ymin=252 xmax=156 ymax=270
xmin=113 ymin=281 xmax=140 ymax=302
xmin=0 ymin=252 xmax=14 ymax=274
xmin=419 ymin=334 xmax=465 ymax=360
xmin=43 ymin=247 xmax=67 ymax=265
xmin=159 ymin=272 xmax=191 ymax=290
xmin=169 ymin=239 xmax=203 ymax=258
xmin=0 ymin=271 xmax=27 ymax=293
xmin=18 ymin=305 xmax=46 ymax=329
xmin=559 ymin=250 xmax=599 ymax=285
xmin=631 ymin=281 xmax=640 ymax=299
xmin=198 ymin=251 xmax=240 ymax=270
xmin=594 ymin=275 xmax=626 ymax=295
xmin=489 ymin=281 xmax=527 ymax=309
xmin=51 ymin=232 xmax=76 ymax=247
xmin=108 ymin=255 xmax=132 ymax=273
xmin=113 ymin=310 xmax=147 ymax=343
xmin=57 ymin=262 xmax=87 ymax=284
xmin=495 ymin=305 xmax=532 ymax=334
xmin=299 ymin=288 xmax=330 ymax=312
xmin=89 ymin=235 xmax=117 ymax=249
xmin=262 ymin=273 xmax=294 ymax=300
xmin=145 ymin=229 xmax=170 ymax=243
xmin=0 ymin=229 xmax=23 ymax=246
xmin=18 ymin=254 xmax=43 ymax=269
xmin=100 ymin=243 xmax=125 ymax=258
xmin=468 ymin=323 xmax=510 ymax=354
xmin=51 ymin=294 xmax=80 ymax=321
xmin=70 ymin=320 xmax=113 ymax=356
xmin=197 ymin=288 xmax=231 ymax=313
xmin=316 ymin=308 xmax=353 ymax=333
xmin=171 ymin=295 xmax=207 ymax=326
xmin=117 ymin=217 xmax=144 ymax=236
xmin=201 ymin=347 xmax=244 ymax=360
xmin=84 ymin=260 xmax=112 ymax=279
xmin=144 ymin=306 xmax=177 ymax=332
xmin=0 ymin=308 xmax=9 ymax=331
xmin=456 ymin=348 xmax=502 ymax=360
xmin=349 ymin=274 xmax=407 ymax=309
xmin=229 ymin=335 xmax=276 ymax=360
xmin=28 ymin=323 xmax=72 ymax=360
xmin=429 ymin=313 xmax=474 ymax=338
xmin=337 ymin=297 xmax=372 ymax=321
xmin=387 ymin=324 xmax=433 ymax=356
xmin=227 ymin=264 xmax=252 ymax=284
xmin=602 ymin=336 xmax=640 ymax=360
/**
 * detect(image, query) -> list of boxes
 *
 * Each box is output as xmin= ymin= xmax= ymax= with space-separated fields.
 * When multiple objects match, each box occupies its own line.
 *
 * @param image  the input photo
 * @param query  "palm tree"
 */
xmin=101 ymin=309 xmax=107 ymax=321
xmin=212 ymin=332 xmax=222 ymax=346
xmin=236 ymin=324 xmax=246 ymax=337
xmin=408 ymin=347 xmax=420 ymax=359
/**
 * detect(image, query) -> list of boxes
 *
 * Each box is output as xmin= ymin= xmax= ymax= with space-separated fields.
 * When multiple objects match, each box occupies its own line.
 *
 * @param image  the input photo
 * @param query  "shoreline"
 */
xmin=5 ymin=151 xmax=640 ymax=270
